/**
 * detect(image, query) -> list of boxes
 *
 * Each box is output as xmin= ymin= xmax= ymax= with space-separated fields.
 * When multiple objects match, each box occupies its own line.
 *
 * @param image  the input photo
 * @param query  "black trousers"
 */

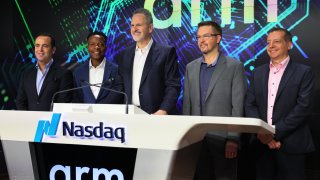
xmin=253 ymin=140 xmax=306 ymax=180
xmin=194 ymin=135 xmax=238 ymax=180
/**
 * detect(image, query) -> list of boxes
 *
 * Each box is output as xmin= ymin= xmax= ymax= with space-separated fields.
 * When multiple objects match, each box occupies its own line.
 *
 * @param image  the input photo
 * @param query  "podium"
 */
xmin=0 ymin=104 xmax=274 ymax=180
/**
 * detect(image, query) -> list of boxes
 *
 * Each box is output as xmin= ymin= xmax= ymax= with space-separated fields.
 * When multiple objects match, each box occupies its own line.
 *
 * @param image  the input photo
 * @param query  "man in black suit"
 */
xmin=245 ymin=27 xmax=315 ymax=180
xmin=16 ymin=33 xmax=73 ymax=111
xmin=115 ymin=8 xmax=180 ymax=114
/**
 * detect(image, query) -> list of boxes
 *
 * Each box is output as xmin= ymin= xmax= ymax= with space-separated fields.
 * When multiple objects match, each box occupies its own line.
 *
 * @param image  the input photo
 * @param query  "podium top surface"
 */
xmin=0 ymin=110 xmax=274 ymax=150
xmin=53 ymin=103 xmax=147 ymax=114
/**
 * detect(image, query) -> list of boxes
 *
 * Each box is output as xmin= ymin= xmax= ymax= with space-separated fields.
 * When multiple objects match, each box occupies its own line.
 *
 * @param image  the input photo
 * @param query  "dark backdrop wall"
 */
xmin=0 ymin=0 xmax=319 ymax=177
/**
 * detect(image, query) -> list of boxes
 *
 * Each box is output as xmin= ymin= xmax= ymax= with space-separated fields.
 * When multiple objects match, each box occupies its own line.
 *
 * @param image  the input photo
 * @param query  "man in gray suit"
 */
xmin=183 ymin=21 xmax=247 ymax=179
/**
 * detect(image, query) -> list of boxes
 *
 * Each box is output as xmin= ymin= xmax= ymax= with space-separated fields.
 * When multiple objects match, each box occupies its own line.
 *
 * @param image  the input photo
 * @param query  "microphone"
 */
xmin=50 ymin=84 xmax=92 ymax=111
xmin=81 ymin=80 xmax=129 ymax=114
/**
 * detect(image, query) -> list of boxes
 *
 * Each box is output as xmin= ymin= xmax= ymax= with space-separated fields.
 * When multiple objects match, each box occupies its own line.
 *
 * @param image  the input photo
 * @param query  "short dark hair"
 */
xmin=198 ymin=21 xmax=222 ymax=35
xmin=268 ymin=27 xmax=292 ymax=42
xmin=133 ymin=8 xmax=153 ymax=24
xmin=86 ymin=31 xmax=107 ymax=43
xmin=34 ymin=32 xmax=56 ymax=47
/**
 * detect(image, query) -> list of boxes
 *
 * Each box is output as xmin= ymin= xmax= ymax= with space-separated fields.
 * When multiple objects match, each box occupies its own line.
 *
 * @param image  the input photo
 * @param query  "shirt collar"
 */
xmin=135 ymin=38 xmax=153 ymax=53
xmin=89 ymin=57 xmax=106 ymax=69
xmin=269 ymin=56 xmax=290 ymax=70
xmin=201 ymin=53 xmax=219 ymax=67
xmin=36 ymin=59 xmax=54 ymax=70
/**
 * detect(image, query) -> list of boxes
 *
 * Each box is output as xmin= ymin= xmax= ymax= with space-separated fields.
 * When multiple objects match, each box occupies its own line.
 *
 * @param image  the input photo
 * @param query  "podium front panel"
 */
xmin=0 ymin=110 xmax=274 ymax=179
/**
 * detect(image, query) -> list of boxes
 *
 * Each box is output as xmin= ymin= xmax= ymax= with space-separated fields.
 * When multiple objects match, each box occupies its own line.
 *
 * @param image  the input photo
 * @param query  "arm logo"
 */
xmin=144 ymin=0 xmax=279 ymax=28
xmin=34 ymin=113 xmax=61 ymax=142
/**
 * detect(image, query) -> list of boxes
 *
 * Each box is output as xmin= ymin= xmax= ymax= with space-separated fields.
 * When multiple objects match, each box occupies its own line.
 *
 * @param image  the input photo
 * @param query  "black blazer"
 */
xmin=73 ymin=59 xmax=124 ymax=104
xmin=115 ymin=42 xmax=180 ymax=114
xmin=16 ymin=61 xmax=74 ymax=111
xmin=245 ymin=60 xmax=315 ymax=154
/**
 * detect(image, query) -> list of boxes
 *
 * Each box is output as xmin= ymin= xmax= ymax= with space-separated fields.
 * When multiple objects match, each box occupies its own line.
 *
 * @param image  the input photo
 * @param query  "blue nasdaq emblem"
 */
xmin=34 ymin=113 xmax=61 ymax=142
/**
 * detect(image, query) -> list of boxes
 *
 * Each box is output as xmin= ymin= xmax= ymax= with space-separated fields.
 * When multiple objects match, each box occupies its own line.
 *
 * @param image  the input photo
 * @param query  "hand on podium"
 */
xmin=152 ymin=109 xmax=168 ymax=115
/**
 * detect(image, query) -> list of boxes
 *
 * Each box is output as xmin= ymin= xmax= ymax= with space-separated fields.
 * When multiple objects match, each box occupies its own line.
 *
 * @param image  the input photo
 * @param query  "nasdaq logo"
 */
xmin=62 ymin=122 xmax=126 ymax=143
xmin=34 ymin=113 xmax=61 ymax=142
xmin=34 ymin=113 xmax=126 ymax=143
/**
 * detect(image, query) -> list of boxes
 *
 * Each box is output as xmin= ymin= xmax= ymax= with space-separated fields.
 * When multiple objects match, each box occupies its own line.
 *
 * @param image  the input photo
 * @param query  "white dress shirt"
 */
xmin=132 ymin=39 xmax=153 ymax=106
xmin=89 ymin=58 xmax=106 ymax=99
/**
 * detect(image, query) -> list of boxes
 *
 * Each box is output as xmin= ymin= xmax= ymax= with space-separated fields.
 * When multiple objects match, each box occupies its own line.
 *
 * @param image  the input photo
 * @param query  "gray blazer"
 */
xmin=183 ymin=54 xmax=247 ymax=141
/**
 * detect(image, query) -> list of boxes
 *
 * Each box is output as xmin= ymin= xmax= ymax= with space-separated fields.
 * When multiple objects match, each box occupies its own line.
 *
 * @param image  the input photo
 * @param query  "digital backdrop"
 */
xmin=0 ymin=0 xmax=320 ymax=176
xmin=0 ymin=0 xmax=319 ymax=110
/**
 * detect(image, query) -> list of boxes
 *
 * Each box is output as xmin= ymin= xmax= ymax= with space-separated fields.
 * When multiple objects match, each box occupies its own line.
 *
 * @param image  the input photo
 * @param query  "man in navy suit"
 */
xmin=245 ymin=27 xmax=315 ymax=180
xmin=115 ymin=8 xmax=180 ymax=114
xmin=16 ymin=33 xmax=73 ymax=111
xmin=73 ymin=31 xmax=123 ymax=104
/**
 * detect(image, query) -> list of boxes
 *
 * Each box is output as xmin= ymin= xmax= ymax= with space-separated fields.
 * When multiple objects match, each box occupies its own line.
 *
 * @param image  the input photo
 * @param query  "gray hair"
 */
xmin=133 ymin=8 xmax=153 ymax=24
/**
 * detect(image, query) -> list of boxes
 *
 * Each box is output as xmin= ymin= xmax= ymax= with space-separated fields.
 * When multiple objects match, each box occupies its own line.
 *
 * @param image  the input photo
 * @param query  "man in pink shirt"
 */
xmin=245 ymin=28 xmax=315 ymax=180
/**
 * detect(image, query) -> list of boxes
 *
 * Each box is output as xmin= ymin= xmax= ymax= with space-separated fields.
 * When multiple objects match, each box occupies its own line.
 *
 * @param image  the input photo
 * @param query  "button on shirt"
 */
xmin=36 ymin=59 xmax=53 ymax=95
xmin=89 ymin=58 xmax=106 ymax=99
xmin=267 ymin=56 xmax=290 ymax=125
xmin=199 ymin=55 xmax=219 ymax=115
xmin=132 ymin=38 xmax=153 ymax=106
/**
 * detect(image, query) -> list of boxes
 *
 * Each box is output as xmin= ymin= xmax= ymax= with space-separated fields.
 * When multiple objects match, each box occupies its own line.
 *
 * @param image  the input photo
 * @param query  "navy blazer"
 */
xmin=73 ymin=59 xmax=124 ymax=104
xmin=245 ymin=60 xmax=315 ymax=154
xmin=115 ymin=42 xmax=180 ymax=114
xmin=16 ymin=61 xmax=74 ymax=111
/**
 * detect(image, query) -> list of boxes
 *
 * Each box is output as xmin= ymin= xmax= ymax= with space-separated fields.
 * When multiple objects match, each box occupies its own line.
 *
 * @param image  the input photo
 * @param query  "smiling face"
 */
xmin=130 ymin=13 xmax=153 ymax=46
xmin=87 ymin=35 xmax=106 ymax=62
xmin=267 ymin=30 xmax=292 ymax=63
xmin=34 ymin=36 xmax=56 ymax=64
xmin=197 ymin=25 xmax=221 ymax=55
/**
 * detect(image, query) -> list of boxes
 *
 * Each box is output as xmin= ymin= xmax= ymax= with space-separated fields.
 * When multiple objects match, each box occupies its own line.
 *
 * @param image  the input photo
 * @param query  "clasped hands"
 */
xmin=257 ymin=133 xmax=281 ymax=149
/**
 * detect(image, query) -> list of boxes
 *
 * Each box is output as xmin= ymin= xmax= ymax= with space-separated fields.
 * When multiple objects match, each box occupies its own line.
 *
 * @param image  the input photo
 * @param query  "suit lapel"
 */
xmin=82 ymin=60 xmax=90 ymax=84
xmin=275 ymin=61 xmax=294 ymax=101
xmin=262 ymin=64 xmax=269 ymax=106
xmin=97 ymin=61 xmax=112 ymax=100
xmin=81 ymin=60 xmax=96 ymax=101
xmin=192 ymin=59 xmax=202 ymax=104
xmin=38 ymin=64 xmax=56 ymax=97
xmin=205 ymin=55 xmax=226 ymax=101
xmin=31 ymin=67 xmax=39 ymax=98
xmin=126 ymin=46 xmax=136 ymax=103
xmin=140 ymin=42 xmax=158 ymax=85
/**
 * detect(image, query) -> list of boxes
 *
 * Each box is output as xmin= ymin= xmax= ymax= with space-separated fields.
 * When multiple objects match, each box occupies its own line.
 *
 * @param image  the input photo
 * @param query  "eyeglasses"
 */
xmin=196 ymin=34 xmax=221 ymax=41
